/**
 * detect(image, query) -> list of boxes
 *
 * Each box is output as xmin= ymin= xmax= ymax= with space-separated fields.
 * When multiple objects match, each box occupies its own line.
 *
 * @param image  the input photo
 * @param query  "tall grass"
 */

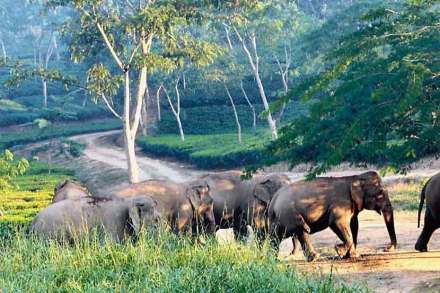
xmin=0 ymin=231 xmax=364 ymax=292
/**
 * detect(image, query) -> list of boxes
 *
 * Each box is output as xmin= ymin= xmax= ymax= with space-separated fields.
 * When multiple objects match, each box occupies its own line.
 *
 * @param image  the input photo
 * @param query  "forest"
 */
xmin=0 ymin=0 xmax=439 ymax=291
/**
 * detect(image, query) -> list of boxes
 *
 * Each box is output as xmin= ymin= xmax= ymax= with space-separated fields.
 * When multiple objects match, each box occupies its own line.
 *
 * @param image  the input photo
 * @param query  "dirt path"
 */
xmin=71 ymin=131 xmax=204 ymax=183
xmin=282 ymin=211 xmax=440 ymax=292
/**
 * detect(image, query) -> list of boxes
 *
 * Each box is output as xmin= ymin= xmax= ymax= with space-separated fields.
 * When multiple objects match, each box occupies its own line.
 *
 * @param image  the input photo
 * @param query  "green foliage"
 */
xmin=0 ymin=232 xmax=364 ymax=292
xmin=0 ymin=119 xmax=121 ymax=150
xmin=137 ymin=132 xmax=271 ymax=169
xmin=272 ymin=0 xmax=440 ymax=176
xmin=0 ymin=150 xmax=29 ymax=190
xmin=0 ymin=161 xmax=72 ymax=238
xmin=157 ymin=101 xmax=309 ymax=135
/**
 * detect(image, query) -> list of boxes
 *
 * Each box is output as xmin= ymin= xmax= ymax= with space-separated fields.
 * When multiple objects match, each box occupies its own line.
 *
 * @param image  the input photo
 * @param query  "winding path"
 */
xmin=71 ymin=131 xmax=204 ymax=183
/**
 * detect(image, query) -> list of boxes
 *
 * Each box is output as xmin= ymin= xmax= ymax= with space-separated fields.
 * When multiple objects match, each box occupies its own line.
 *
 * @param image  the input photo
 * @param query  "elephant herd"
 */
xmin=29 ymin=170 xmax=440 ymax=261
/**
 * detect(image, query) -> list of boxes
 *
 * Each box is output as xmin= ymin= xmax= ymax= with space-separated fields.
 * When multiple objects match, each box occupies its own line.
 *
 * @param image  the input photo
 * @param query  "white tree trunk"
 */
xmin=42 ymin=79 xmax=48 ymax=108
xmin=175 ymin=114 xmax=185 ymax=142
xmin=224 ymin=84 xmax=242 ymax=143
xmin=123 ymin=70 xmax=140 ymax=183
xmin=156 ymin=85 xmax=162 ymax=121
xmin=240 ymin=81 xmax=257 ymax=135
xmin=164 ymin=78 xmax=185 ymax=142
xmin=0 ymin=38 xmax=6 ymax=60
xmin=233 ymin=28 xmax=278 ymax=139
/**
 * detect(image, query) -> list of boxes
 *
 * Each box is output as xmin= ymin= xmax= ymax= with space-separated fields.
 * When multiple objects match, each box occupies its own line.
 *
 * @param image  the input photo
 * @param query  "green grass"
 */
xmin=0 ymin=162 xmax=365 ymax=292
xmin=0 ymin=233 xmax=364 ymax=292
xmin=387 ymin=181 xmax=426 ymax=211
xmin=0 ymin=119 xmax=121 ymax=150
xmin=137 ymin=131 xmax=272 ymax=169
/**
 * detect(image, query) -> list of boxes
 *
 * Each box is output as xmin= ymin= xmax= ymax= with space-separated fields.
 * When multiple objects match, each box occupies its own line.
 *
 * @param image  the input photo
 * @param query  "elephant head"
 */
xmin=186 ymin=181 xmax=216 ymax=234
xmin=253 ymin=174 xmax=290 ymax=232
xmin=128 ymin=197 xmax=160 ymax=236
xmin=350 ymin=171 xmax=397 ymax=250
xmin=52 ymin=180 xmax=90 ymax=203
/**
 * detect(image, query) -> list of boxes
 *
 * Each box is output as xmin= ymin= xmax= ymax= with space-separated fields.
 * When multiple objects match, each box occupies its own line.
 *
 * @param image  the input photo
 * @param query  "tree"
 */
xmin=270 ymin=0 xmax=439 ymax=176
xmin=162 ymin=74 xmax=186 ymax=142
xmin=0 ymin=150 xmax=29 ymax=191
xmin=222 ymin=0 xmax=303 ymax=139
xmin=52 ymin=0 xmax=221 ymax=183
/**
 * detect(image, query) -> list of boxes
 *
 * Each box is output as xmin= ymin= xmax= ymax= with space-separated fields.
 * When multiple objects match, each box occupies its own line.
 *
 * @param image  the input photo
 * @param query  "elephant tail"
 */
xmin=418 ymin=178 xmax=430 ymax=228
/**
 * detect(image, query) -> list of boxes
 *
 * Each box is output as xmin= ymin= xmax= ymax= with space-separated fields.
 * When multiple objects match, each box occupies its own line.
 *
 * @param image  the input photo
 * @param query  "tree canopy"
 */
xmin=270 ymin=0 xmax=440 ymax=176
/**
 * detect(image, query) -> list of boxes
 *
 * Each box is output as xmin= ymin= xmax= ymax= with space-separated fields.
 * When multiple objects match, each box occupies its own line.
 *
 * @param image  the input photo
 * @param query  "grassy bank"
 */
xmin=137 ymin=132 xmax=271 ymax=169
xmin=0 ymin=119 xmax=121 ymax=150
xmin=0 ymin=233 xmax=364 ymax=292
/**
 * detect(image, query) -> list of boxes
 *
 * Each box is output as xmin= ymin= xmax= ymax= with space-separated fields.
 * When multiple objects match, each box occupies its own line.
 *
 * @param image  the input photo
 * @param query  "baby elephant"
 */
xmin=29 ymin=196 xmax=159 ymax=242
xmin=268 ymin=171 xmax=397 ymax=261
xmin=52 ymin=180 xmax=90 ymax=203
xmin=415 ymin=172 xmax=440 ymax=252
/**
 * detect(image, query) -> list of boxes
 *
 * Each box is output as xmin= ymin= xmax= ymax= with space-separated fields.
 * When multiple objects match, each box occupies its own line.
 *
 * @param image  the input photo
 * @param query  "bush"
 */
xmin=137 ymin=132 xmax=272 ymax=169
xmin=156 ymin=101 xmax=310 ymax=135
xmin=0 ymin=162 xmax=72 ymax=238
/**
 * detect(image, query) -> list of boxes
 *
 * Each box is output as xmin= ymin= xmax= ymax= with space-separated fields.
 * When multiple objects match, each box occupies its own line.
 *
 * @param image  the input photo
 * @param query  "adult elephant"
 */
xmin=415 ymin=172 xmax=440 ymax=252
xmin=29 ymin=196 xmax=159 ymax=242
xmin=113 ymin=179 xmax=216 ymax=235
xmin=268 ymin=171 xmax=397 ymax=261
xmin=52 ymin=180 xmax=90 ymax=203
xmin=199 ymin=171 xmax=290 ymax=239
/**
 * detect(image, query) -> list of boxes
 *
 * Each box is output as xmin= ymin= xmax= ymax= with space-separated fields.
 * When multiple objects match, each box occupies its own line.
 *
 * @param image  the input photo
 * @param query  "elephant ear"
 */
xmin=253 ymin=180 xmax=273 ymax=204
xmin=187 ymin=182 xmax=211 ymax=211
xmin=128 ymin=205 xmax=141 ymax=235
xmin=350 ymin=180 xmax=364 ymax=211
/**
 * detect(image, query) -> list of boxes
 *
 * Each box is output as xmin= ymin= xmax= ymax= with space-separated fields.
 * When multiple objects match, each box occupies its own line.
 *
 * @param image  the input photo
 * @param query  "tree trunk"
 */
xmin=42 ymin=79 xmax=48 ymax=108
xmin=176 ymin=114 xmax=185 ymax=142
xmin=233 ymin=28 xmax=278 ymax=139
xmin=224 ymin=83 xmax=242 ymax=143
xmin=123 ymin=70 xmax=140 ymax=183
xmin=240 ymin=81 xmax=257 ymax=135
xmin=254 ymin=71 xmax=278 ymax=139
xmin=0 ymin=38 xmax=6 ymax=60
xmin=140 ymin=80 xmax=149 ymax=136
xmin=156 ymin=85 xmax=162 ymax=121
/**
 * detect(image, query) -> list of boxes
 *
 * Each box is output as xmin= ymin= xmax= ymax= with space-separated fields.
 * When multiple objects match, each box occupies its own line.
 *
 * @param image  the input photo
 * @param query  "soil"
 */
xmin=16 ymin=130 xmax=440 ymax=292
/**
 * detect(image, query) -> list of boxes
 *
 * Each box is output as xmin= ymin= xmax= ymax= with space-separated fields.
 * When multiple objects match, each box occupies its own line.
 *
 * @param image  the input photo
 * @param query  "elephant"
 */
xmin=415 ymin=172 xmax=440 ymax=252
xmin=199 ymin=171 xmax=291 ymax=240
xmin=267 ymin=171 xmax=397 ymax=261
xmin=29 ymin=196 xmax=159 ymax=242
xmin=113 ymin=179 xmax=216 ymax=235
xmin=52 ymin=180 xmax=90 ymax=203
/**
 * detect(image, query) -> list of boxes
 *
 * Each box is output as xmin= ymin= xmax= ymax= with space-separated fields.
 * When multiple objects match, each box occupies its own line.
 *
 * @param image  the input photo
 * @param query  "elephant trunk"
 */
xmin=382 ymin=197 xmax=397 ymax=250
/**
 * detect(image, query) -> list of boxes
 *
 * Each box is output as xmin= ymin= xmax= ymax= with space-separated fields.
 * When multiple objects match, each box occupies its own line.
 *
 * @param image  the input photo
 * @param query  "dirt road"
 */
xmin=279 ymin=211 xmax=440 ymax=292
xmin=71 ymin=131 xmax=204 ymax=183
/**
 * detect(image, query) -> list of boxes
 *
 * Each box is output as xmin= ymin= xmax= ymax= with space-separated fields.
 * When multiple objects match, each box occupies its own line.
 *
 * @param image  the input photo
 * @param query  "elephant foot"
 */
xmin=306 ymin=251 xmax=320 ymax=262
xmin=384 ymin=243 xmax=396 ymax=252
xmin=415 ymin=242 xmax=428 ymax=252
xmin=334 ymin=244 xmax=346 ymax=258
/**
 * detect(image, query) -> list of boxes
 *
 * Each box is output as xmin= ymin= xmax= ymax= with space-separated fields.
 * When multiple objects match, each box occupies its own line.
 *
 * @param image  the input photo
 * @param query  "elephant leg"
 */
xmin=331 ymin=219 xmax=358 ymax=259
xmin=291 ymin=236 xmax=301 ymax=256
xmin=296 ymin=230 xmax=319 ymax=262
xmin=233 ymin=213 xmax=248 ymax=241
xmin=330 ymin=225 xmax=348 ymax=258
xmin=415 ymin=210 xmax=439 ymax=252
xmin=350 ymin=216 xmax=359 ymax=247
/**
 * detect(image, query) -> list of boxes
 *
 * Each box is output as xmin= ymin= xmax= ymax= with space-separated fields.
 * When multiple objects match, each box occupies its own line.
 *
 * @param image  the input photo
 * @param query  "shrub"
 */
xmin=137 ymin=132 xmax=272 ymax=169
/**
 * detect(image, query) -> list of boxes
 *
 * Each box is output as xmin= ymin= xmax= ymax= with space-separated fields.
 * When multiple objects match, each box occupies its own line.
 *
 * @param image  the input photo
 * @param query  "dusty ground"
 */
xmin=16 ymin=130 xmax=440 ymax=292
xmin=279 ymin=211 xmax=440 ymax=292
